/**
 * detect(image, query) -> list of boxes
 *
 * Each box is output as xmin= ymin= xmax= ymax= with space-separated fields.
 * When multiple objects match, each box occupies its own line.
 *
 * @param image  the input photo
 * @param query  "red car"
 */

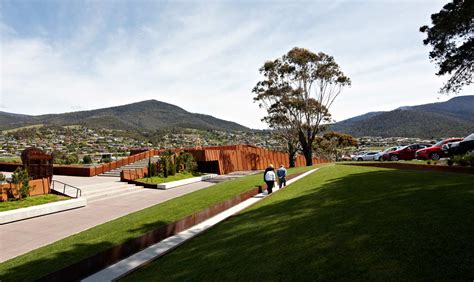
xmin=383 ymin=144 xmax=431 ymax=161
xmin=415 ymin=138 xmax=463 ymax=160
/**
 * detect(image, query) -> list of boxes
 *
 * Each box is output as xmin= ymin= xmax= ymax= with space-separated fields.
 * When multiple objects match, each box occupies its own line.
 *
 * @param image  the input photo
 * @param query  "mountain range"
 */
xmin=1 ymin=96 xmax=473 ymax=138
xmin=0 ymin=100 xmax=249 ymax=132
xmin=331 ymin=95 xmax=474 ymax=138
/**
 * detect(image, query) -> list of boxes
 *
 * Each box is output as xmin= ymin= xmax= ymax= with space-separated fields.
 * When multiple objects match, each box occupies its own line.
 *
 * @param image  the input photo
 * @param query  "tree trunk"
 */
xmin=303 ymin=145 xmax=313 ymax=166
xmin=287 ymin=141 xmax=297 ymax=168
xmin=298 ymin=130 xmax=314 ymax=166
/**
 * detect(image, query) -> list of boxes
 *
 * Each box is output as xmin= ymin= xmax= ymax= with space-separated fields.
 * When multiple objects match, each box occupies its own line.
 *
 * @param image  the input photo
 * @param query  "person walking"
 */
xmin=264 ymin=164 xmax=276 ymax=194
xmin=277 ymin=164 xmax=287 ymax=189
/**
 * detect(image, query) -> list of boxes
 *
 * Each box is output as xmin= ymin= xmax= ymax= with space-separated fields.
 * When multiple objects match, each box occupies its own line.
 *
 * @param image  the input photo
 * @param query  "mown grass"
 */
xmin=0 ymin=157 xmax=21 ymax=163
xmin=0 ymin=195 xmax=68 ymax=212
xmin=123 ymin=164 xmax=474 ymax=281
xmin=136 ymin=171 xmax=203 ymax=184
xmin=0 ymin=165 xmax=318 ymax=281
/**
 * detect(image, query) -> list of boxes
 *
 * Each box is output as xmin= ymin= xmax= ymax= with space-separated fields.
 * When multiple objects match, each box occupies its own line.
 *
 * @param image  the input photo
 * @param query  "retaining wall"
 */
xmin=0 ymin=177 xmax=51 ymax=201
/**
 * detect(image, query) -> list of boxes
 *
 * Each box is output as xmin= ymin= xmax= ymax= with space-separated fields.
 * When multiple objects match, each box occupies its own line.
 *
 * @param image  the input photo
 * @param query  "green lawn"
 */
xmin=0 ymin=157 xmax=21 ymax=163
xmin=136 ymin=172 xmax=203 ymax=184
xmin=0 ymin=165 xmax=318 ymax=281
xmin=0 ymin=194 xmax=68 ymax=212
xmin=123 ymin=164 xmax=474 ymax=281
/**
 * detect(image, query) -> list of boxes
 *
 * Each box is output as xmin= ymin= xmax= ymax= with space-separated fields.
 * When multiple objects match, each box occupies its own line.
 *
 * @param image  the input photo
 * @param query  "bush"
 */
xmin=452 ymin=154 xmax=471 ymax=167
xmin=83 ymin=155 xmax=93 ymax=164
xmin=159 ymin=150 xmax=176 ymax=178
xmin=0 ymin=172 xmax=5 ymax=183
xmin=65 ymin=154 xmax=79 ymax=165
xmin=11 ymin=167 xmax=31 ymax=199
xmin=146 ymin=158 xmax=158 ymax=177
xmin=102 ymin=157 xmax=112 ymax=163
xmin=465 ymin=154 xmax=474 ymax=167
xmin=176 ymin=152 xmax=198 ymax=173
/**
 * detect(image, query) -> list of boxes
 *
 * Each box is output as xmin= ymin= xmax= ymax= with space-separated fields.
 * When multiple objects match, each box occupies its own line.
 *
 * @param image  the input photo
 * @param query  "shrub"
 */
xmin=0 ymin=172 xmax=5 ymax=183
xmin=176 ymin=152 xmax=198 ymax=173
xmin=11 ymin=167 xmax=31 ymax=199
xmin=65 ymin=154 xmax=79 ymax=165
xmin=102 ymin=157 xmax=113 ymax=163
xmin=159 ymin=150 xmax=176 ymax=178
xmin=83 ymin=155 xmax=93 ymax=164
xmin=453 ymin=154 xmax=469 ymax=167
xmin=149 ymin=163 xmax=157 ymax=177
xmin=465 ymin=154 xmax=474 ymax=167
xmin=146 ymin=158 xmax=158 ymax=177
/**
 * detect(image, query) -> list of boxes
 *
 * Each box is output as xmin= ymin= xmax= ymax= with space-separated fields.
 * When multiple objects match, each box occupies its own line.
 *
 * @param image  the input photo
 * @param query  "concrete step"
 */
xmin=82 ymin=184 xmax=136 ymax=196
xmin=99 ymin=172 xmax=122 ymax=177
xmin=88 ymin=188 xmax=147 ymax=204
xmin=96 ymin=156 xmax=160 ymax=177
xmin=80 ymin=181 xmax=125 ymax=190
xmin=84 ymin=185 xmax=143 ymax=201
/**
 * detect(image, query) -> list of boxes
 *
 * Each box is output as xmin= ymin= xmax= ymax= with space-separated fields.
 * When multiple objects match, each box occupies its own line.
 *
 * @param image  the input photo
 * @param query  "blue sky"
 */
xmin=1 ymin=0 xmax=472 ymax=129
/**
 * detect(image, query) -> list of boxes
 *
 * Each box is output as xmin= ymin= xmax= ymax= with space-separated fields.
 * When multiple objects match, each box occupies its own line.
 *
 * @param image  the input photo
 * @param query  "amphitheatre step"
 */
xmin=81 ymin=184 xmax=136 ymax=196
xmin=84 ymin=185 xmax=144 ymax=201
xmin=87 ymin=188 xmax=147 ymax=204
xmin=78 ymin=181 xmax=126 ymax=190
xmin=97 ymin=157 xmax=160 ymax=177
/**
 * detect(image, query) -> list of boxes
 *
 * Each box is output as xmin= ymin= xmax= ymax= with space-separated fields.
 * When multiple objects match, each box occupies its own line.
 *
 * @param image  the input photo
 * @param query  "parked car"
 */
xmin=375 ymin=146 xmax=403 ymax=161
xmin=382 ymin=144 xmax=431 ymax=161
xmin=352 ymin=151 xmax=380 ymax=161
xmin=443 ymin=133 xmax=474 ymax=156
xmin=415 ymin=137 xmax=464 ymax=160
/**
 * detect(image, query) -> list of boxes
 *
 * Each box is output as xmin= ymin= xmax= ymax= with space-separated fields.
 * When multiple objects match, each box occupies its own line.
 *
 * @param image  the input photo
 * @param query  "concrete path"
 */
xmin=83 ymin=168 xmax=319 ymax=282
xmin=0 ymin=178 xmax=214 ymax=262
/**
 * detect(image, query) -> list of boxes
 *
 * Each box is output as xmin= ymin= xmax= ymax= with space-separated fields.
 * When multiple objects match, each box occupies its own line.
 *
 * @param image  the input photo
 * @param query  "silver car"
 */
xmin=375 ymin=146 xmax=403 ymax=161
xmin=352 ymin=151 xmax=380 ymax=161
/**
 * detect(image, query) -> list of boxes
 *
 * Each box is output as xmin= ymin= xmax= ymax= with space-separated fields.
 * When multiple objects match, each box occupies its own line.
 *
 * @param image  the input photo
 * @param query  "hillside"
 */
xmin=332 ymin=96 xmax=474 ymax=138
xmin=0 ymin=100 xmax=250 ymax=132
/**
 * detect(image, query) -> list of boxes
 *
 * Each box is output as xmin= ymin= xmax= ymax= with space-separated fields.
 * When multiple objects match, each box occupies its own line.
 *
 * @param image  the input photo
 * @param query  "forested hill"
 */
xmin=331 ymin=95 xmax=474 ymax=138
xmin=0 ymin=100 xmax=250 ymax=132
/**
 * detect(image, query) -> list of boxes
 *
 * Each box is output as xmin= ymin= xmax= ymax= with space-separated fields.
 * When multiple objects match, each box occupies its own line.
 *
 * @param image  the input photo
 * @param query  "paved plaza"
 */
xmin=0 ymin=175 xmax=215 ymax=262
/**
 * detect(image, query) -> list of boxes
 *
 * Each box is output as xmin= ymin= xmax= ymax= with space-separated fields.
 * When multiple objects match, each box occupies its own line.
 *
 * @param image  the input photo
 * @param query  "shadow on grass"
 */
xmin=123 ymin=167 xmax=474 ymax=281
xmin=0 ymin=220 xmax=170 ymax=281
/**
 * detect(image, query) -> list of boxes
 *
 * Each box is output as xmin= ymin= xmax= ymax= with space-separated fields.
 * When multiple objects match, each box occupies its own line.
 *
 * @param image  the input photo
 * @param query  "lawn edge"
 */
xmin=37 ymin=171 xmax=307 ymax=281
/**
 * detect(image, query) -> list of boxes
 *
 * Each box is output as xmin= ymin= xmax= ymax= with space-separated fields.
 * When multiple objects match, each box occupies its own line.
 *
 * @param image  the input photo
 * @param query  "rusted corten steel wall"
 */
xmin=186 ymin=144 xmax=328 ymax=175
xmin=53 ymin=149 xmax=160 ymax=177
xmin=0 ymin=177 xmax=51 ymax=201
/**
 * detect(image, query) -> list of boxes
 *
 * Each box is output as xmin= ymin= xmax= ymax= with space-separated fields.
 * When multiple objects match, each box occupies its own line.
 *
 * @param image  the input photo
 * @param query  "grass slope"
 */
xmin=0 ymin=165 xmax=316 ymax=281
xmin=0 ymin=195 xmax=68 ymax=212
xmin=123 ymin=165 xmax=474 ymax=281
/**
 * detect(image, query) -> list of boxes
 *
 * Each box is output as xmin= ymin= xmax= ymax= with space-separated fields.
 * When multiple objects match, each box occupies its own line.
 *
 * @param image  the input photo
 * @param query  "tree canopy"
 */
xmin=253 ymin=47 xmax=350 ymax=165
xmin=420 ymin=0 xmax=474 ymax=94
xmin=313 ymin=132 xmax=358 ymax=161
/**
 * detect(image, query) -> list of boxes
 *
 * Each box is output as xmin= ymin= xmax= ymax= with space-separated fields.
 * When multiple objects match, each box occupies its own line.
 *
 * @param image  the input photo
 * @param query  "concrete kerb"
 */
xmin=83 ymin=168 xmax=320 ymax=282
xmin=156 ymin=174 xmax=218 ymax=189
xmin=0 ymin=198 xmax=87 ymax=225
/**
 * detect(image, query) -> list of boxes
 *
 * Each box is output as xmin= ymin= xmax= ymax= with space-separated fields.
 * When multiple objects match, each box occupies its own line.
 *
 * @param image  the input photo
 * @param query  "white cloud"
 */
xmin=1 ymin=0 xmax=472 ymax=129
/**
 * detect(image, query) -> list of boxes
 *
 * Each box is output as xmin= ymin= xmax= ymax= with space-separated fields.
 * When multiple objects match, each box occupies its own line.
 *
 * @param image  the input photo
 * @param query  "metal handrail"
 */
xmin=51 ymin=180 xmax=82 ymax=198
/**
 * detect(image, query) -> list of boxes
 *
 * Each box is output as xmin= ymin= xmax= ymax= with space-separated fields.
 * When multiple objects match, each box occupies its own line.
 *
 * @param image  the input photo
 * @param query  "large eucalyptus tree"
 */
xmin=253 ymin=47 xmax=351 ymax=165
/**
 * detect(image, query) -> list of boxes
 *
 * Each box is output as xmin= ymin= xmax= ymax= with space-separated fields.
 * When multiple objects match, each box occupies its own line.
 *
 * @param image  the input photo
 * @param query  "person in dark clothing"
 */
xmin=263 ymin=164 xmax=276 ymax=194
xmin=277 ymin=164 xmax=287 ymax=188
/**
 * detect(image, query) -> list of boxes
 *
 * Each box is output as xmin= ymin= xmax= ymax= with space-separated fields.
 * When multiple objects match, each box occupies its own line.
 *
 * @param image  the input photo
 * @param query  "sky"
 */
xmin=0 ymin=0 xmax=472 ymax=129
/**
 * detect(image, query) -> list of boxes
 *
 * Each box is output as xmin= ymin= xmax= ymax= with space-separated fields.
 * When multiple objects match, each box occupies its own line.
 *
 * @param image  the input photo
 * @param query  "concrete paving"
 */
xmin=0 ymin=179 xmax=215 ymax=262
xmin=0 ymin=170 xmax=261 ymax=263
